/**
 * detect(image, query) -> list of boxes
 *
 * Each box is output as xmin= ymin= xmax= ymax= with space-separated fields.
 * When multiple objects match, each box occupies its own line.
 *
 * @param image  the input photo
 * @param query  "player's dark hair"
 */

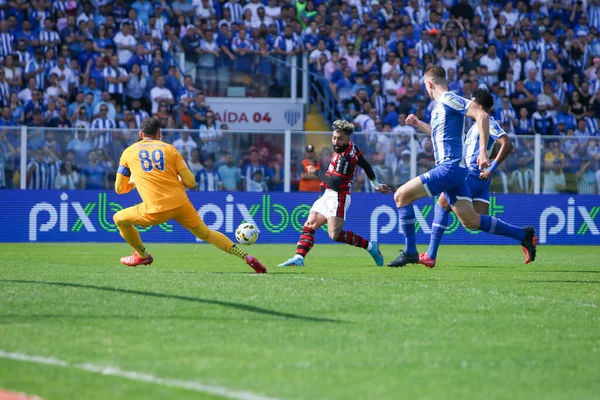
xmin=473 ymin=88 xmax=495 ymax=113
xmin=141 ymin=117 xmax=161 ymax=137
xmin=424 ymin=65 xmax=446 ymax=84
xmin=332 ymin=119 xmax=354 ymax=135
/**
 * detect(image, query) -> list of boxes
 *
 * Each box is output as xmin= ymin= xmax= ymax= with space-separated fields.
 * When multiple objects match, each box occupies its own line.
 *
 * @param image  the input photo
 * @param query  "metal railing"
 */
xmin=2 ymin=126 xmax=599 ymax=195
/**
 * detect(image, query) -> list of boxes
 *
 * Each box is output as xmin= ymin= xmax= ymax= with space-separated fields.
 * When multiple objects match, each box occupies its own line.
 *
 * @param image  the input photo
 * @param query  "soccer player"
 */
xmin=113 ymin=117 xmax=267 ymax=273
xmin=387 ymin=66 xmax=537 ymax=268
xmin=278 ymin=120 xmax=392 ymax=267
xmin=408 ymin=89 xmax=515 ymax=268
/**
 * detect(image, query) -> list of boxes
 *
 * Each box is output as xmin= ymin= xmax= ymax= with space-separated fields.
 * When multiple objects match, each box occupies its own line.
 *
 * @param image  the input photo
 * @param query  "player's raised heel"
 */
xmin=387 ymin=250 xmax=419 ymax=268
xmin=368 ymin=241 xmax=384 ymax=266
xmin=278 ymin=256 xmax=304 ymax=267
xmin=418 ymin=253 xmax=436 ymax=268
xmin=521 ymin=226 xmax=538 ymax=264
xmin=245 ymin=255 xmax=267 ymax=273
xmin=120 ymin=252 xmax=154 ymax=267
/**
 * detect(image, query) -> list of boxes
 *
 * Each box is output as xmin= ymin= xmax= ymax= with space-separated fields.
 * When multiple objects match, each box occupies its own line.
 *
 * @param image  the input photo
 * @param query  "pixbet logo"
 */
xmin=539 ymin=197 xmax=599 ymax=243
xmin=28 ymin=193 xmax=174 ymax=241
xmin=369 ymin=197 xmax=506 ymax=241
xmin=28 ymin=193 xmax=320 ymax=242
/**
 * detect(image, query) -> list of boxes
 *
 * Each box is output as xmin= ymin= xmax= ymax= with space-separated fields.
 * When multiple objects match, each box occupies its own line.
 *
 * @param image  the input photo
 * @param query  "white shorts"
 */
xmin=310 ymin=189 xmax=351 ymax=220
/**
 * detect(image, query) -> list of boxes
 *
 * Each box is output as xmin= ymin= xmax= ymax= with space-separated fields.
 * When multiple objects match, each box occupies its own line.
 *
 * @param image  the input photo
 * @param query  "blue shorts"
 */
xmin=466 ymin=173 xmax=491 ymax=204
xmin=420 ymin=163 xmax=471 ymax=207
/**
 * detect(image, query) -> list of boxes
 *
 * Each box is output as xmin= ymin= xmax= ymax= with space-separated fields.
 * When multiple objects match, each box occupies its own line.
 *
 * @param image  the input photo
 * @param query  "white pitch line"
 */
xmin=0 ymin=350 xmax=281 ymax=400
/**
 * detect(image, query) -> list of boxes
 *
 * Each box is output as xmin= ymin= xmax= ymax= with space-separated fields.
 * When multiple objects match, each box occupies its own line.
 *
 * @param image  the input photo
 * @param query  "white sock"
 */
xmin=366 ymin=241 xmax=373 ymax=251
xmin=295 ymin=254 xmax=304 ymax=260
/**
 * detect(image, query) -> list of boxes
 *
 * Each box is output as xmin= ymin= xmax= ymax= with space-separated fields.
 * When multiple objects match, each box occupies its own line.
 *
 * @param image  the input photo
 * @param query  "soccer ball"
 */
xmin=235 ymin=223 xmax=259 ymax=245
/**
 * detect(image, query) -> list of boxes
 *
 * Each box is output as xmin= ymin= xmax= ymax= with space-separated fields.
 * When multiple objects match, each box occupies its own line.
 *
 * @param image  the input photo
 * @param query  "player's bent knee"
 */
xmin=113 ymin=211 xmax=130 ymax=227
xmin=394 ymin=187 xmax=409 ymax=207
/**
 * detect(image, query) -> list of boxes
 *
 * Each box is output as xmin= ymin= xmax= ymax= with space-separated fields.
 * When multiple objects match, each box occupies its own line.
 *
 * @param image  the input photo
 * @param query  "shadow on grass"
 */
xmin=529 ymin=270 xmax=600 ymax=273
xmin=209 ymin=271 xmax=306 ymax=275
xmin=0 ymin=314 xmax=269 ymax=322
xmin=0 ymin=279 xmax=343 ymax=323
xmin=528 ymin=280 xmax=600 ymax=284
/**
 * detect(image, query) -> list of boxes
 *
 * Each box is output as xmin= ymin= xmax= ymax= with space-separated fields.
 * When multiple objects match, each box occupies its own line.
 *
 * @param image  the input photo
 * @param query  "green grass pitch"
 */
xmin=0 ymin=243 xmax=598 ymax=400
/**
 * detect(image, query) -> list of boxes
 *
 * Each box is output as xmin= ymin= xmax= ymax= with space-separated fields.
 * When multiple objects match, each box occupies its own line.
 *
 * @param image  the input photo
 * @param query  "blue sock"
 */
xmin=399 ymin=206 xmax=417 ymax=254
xmin=427 ymin=204 xmax=449 ymax=259
xmin=479 ymin=215 xmax=526 ymax=242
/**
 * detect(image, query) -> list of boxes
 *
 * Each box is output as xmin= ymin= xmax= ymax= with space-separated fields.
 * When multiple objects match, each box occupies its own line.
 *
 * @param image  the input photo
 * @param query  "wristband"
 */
xmin=370 ymin=179 xmax=380 ymax=188
xmin=488 ymin=160 xmax=499 ymax=173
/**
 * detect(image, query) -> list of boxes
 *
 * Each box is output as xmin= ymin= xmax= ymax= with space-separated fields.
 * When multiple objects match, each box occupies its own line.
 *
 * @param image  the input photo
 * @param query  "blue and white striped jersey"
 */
xmin=429 ymin=92 xmax=472 ymax=167
xmin=196 ymin=169 xmax=221 ymax=192
xmin=464 ymin=116 xmax=506 ymax=175
xmin=0 ymin=31 xmax=13 ymax=57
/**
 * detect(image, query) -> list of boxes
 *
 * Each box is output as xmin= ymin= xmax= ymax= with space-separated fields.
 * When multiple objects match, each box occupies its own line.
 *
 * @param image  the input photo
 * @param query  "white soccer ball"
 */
xmin=235 ymin=223 xmax=259 ymax=245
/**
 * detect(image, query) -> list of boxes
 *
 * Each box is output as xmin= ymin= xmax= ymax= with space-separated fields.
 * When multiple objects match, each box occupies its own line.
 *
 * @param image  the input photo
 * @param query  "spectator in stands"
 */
xmin=242 ymin=149 xmax=267 ymax=191
xmin=82 ymin=76 xmax=102 ymax=109
xmin=150 ymin=75 xmax=173 ymax=114
xmin=198 ymin=111 xmax=222 ymax=159
xmin=49 ymin=55 xmax=73 ymax=96
xmin=3 ymin=55 xmax=21 ymax=94
xmin=54 ymin=159 xmax=79 ymax=190
xmin=299 ymin=144 xmax=320 ymax=192
xmin=542 ymin=158 xmax=567 ymax=194
xmin=218 ymin=152 xmax=241 ymax=191
xmin=130 ymin=98 xmax=149 ymax=129
xmin=0 ymin=131 xmax=16 ymax=188
xmin=195 ymin=156 xmax=221 ymax=192
xmin=532 ymin=101 xmax=555 ymax=136
xmin=247 ymin=169 xmax=268 ymax=192
xmin=27 ymin=148 xmax=50 ymax=190
xmin=106 ymin=130 xmax=128 ymax=166
xmin=90 ymin=104 xmax=117 ymax=149
xmin=92 ymin=91 xmax=117 ymax=120
xmin=114 ymin=21 xmax=137 ymax=66
xmin=188 ymin=148 xmax=204 ymax=176
xmin=480 ymin=44 xmax=502 ymax=84
xmin=510 ymin=155 xmax=535 ymax=194
xmin=72 ymin=105 xmax=91 ymax=129
xmin=172 ymin=130 xmax=197 ymax=163
xmin=80 ymin=149 xmax=108 ymax=190
xmin=393 ymin=148 xmax=411 ymax=189
xmin=103 ymin=54 xmax=129 ymax=107
xmin=155 ymin=102 xmax=176 ymax=130
xmin=417 ymin=139 xmax=435 ymax=175
xmin=125 ymin=63 xmax=147 ymax=110
xmin=576 ymin=157 xmax=597 ymax=195
xmin=48 ymin=105 xmax=71 ymax=130
xmin=198 ymin=31 xmax=220 ymax=95
xmin=189 ymin=92 xmax=209 ymax=129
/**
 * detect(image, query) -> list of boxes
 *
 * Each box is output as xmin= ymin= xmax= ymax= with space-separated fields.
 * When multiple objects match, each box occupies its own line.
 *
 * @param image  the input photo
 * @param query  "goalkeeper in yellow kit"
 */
xmin=113 ymin=117 xmax=267 ymax=273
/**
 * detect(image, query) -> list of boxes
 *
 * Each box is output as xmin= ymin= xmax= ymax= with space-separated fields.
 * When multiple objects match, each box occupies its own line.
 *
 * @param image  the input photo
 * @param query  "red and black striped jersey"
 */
xmin=322 ymin=142 xmax=362 ymax=194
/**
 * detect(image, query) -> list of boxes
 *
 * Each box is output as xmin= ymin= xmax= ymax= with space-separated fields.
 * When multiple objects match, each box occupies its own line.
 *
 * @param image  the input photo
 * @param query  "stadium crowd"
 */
xmin=0 ymin=0 xmax=599 ymax=194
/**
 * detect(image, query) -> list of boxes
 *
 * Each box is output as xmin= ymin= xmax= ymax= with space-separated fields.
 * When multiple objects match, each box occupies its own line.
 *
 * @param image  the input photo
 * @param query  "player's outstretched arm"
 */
xmin=178 ymin=168 xmax=197 ymax=189
xmin=466 ymin=105 xmax=491 ymax=169
xmin=480 ymin=135 xmax=514 ymax=180
xmin=115 ymin=166 xmax=135 ymax=194
xmin=406 ymin=114 xmax=432 ymax=136
xmin=357 ymin=154 xmax=392 ymax=194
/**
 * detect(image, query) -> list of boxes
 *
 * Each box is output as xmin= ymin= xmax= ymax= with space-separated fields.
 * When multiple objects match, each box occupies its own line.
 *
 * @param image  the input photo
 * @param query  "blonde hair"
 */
xmin=332 ymin=119 xmax=354 ymax=135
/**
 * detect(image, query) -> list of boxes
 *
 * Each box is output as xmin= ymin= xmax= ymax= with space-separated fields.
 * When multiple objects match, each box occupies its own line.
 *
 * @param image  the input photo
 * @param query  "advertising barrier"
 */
xmin=2 ymin=191 xmax=598 ymax=245
xmin=209 ymin=102 xmax=304 ymax=131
